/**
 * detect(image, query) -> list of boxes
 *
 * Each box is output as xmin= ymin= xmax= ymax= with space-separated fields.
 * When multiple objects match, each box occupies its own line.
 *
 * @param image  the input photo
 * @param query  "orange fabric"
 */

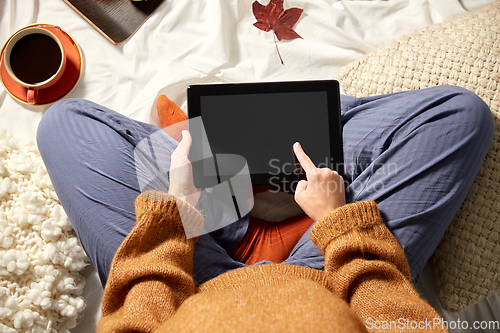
xmin=98 ymin=197 xmax=447 ymax=333
xmin=157 ymin=94 xmax=188 ymax=142
xmin=230 ymin=213 xmax=314 ymax=265
xmin=96 ymin=196 xmax=446 ymax=333
xmin=229 ymin=184 xmax=312 ymax=265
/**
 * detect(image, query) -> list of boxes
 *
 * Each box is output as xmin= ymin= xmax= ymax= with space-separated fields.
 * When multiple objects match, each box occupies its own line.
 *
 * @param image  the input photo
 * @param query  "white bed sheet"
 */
xmin=2 ymin=0 xmax=491 ymax=143
xmin=1 ymin=0 xmax=498 ymax=332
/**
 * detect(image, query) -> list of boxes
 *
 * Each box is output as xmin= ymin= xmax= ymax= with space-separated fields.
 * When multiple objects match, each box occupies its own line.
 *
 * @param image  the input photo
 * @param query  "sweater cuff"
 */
xmin=138 ymin=190 xmax=204 ymax=239
xmin=310 ymin=201 xmax=383 ymax=254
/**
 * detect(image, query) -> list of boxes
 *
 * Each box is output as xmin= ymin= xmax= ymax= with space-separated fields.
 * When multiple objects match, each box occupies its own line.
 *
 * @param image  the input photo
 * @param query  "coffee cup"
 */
xmin=3 ymin=27 xmax=66 ymax=105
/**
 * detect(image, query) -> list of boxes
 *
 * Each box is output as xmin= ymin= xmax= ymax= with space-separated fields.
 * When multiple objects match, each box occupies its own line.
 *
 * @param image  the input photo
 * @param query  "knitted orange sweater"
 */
xmin=97 ymin=191 xmax=447 ymax=332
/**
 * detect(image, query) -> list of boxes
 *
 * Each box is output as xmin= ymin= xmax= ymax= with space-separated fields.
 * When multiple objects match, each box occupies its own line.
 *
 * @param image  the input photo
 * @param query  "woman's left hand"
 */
xmin=169 ymin=130 xmax=201 ymax=207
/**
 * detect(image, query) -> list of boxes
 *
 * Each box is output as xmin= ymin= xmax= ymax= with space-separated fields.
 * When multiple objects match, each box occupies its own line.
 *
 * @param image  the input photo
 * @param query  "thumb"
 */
xmin=294 ymin=180 xmax=308 ymax=206
xmin=295 ymin=179 xmax=308 ymax=194
xmin=181 ymin=130 xmax=190 ymax=142
xmin=172 ymin=130 xmax=191 ymax=163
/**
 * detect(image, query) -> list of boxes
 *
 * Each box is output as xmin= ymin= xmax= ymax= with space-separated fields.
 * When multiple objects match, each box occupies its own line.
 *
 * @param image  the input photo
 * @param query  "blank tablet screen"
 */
xmin=187 ymin=80 xmax=343 ymax=190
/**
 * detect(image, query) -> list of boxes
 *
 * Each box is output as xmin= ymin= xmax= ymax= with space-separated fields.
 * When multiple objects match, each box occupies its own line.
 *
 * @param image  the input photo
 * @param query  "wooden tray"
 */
xmin=64 ymin=0 xmax=164 ymax=44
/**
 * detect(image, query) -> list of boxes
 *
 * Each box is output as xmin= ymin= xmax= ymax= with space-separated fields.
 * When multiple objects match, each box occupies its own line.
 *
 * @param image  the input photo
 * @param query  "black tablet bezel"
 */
xmin=187 ymin=80 xmax=343 ymax=190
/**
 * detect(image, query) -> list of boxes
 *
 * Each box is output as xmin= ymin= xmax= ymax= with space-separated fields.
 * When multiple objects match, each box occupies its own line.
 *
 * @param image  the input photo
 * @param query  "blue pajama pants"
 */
xmin=36 ymin=86 xmax=494 ymax=287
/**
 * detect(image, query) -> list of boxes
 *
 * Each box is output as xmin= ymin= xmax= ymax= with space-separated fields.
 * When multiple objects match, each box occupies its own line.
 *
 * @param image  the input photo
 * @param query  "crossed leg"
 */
xmin=37 ymin=86 xmax=494 ymax=286
xmin=284 ymin=86 xmax=494 ymax=282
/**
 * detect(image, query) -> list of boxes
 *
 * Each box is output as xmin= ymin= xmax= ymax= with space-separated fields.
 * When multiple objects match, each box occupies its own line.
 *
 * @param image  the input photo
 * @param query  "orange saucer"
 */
xmin=0 ymin=24 xmax=83 ymax=106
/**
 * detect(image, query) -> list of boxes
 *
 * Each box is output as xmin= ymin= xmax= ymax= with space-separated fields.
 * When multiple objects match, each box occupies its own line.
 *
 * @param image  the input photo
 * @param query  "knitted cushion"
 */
xmin=338 ymin=2 xmax=500 ymax=312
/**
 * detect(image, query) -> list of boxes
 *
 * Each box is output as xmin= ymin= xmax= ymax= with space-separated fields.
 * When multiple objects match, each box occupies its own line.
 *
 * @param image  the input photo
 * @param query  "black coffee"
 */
xmin=10 ymin=33 xmax=62 ymax=85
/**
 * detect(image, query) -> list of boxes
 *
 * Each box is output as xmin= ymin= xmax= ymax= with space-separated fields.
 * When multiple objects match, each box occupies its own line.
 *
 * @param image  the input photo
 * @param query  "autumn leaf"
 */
xmin=252 ymin=0 xmax=303 ymax=64
xmin=252 ymin=0 xmax=303 ymax=41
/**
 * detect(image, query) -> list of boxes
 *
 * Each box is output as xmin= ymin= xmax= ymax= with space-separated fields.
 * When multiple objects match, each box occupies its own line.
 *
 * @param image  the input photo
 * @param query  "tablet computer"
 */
xmin=187 ymin=80 xmax=343 ymax=192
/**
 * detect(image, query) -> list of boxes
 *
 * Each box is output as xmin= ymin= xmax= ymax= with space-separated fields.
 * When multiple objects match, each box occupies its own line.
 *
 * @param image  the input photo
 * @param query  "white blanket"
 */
xmin=0 ymin=0 xmax=497 ymax=332
xmin=1 ymin=0 xmax=493 ymax=143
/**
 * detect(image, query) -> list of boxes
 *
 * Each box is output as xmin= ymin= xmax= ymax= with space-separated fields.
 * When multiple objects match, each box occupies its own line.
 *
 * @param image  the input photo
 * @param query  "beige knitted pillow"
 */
xmin=338 ymin=2 xmax=500 ymax=312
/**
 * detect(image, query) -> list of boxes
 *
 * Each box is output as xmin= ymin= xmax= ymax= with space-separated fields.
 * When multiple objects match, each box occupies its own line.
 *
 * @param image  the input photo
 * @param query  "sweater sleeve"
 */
xmin=97 ymin=190 xmax=204 ymax=333
xmin=311 ymin=201 xmax=448 ymax=332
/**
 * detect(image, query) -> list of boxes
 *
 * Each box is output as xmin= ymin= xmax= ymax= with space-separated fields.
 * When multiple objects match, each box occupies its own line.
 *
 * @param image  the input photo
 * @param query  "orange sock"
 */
xmin=157 ymin=94 xmax=188 ymax=142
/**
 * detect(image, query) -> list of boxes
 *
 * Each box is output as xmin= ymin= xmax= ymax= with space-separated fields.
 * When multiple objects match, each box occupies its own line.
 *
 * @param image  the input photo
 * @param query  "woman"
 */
xmin=37 ymin=86 xmax=493 ymax=331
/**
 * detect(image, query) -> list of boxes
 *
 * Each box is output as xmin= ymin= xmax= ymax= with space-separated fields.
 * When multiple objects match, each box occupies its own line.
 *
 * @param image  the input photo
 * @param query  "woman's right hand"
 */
xmin=293 ymin=142 xmax=346 ymax=221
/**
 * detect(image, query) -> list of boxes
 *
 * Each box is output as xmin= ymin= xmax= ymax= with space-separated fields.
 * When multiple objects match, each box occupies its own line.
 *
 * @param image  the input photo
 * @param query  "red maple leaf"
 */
xmin=252 ymin=0 xmax=303 ymax=64
xmin=253 ymin=0 xmax=303 ymax=41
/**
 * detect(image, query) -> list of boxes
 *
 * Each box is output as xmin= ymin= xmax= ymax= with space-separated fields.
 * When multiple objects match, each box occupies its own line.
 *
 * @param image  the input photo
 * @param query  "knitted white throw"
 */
xmin=0 ymin=130 xmax=88 ymax=333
